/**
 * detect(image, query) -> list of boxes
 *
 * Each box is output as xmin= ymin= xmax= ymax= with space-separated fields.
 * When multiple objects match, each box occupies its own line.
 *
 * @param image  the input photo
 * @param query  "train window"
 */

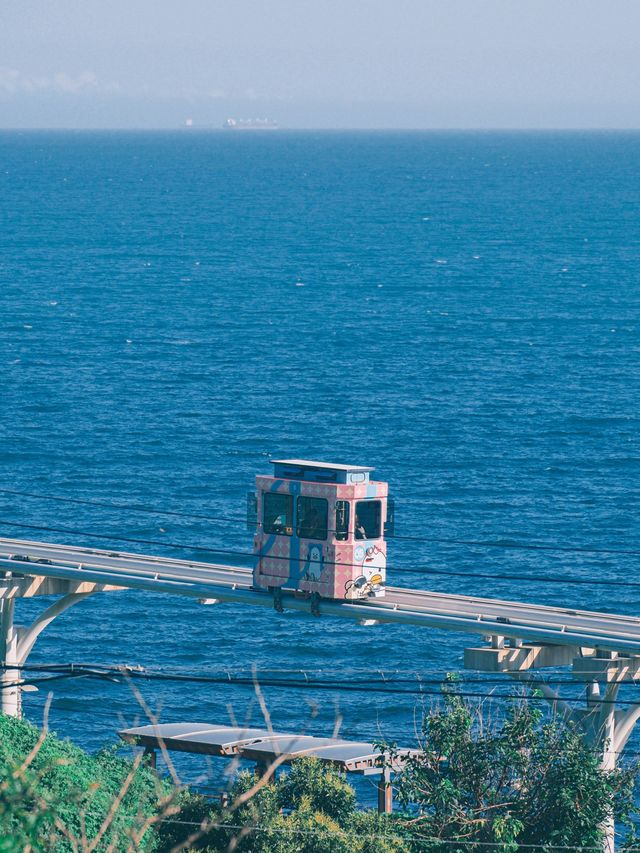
xmin=296 ymin=496 xmax=328 ymax=540
xmin=335 ymin=500 xmax=350 ymax=541
xmin=263 ymin=493 xmax=293 ymax=536
xmin=355 ymin=500 xmax=381 ymax=540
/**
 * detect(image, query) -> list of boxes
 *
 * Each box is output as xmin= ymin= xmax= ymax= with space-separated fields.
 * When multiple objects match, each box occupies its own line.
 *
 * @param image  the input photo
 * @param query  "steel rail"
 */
xmin=2 ymin=537 xmax=640 ymax=655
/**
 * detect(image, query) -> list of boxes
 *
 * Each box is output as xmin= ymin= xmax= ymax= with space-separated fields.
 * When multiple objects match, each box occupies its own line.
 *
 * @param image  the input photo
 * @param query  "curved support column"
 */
xmin=512 ymin=673 xmax=626 ymax=852
xmin=578 ymin=681 xmax=620 ymax=853
xmin=613 ymin=704 xmax=640 ymax=755
xmin=15 ymin=592 xmax=94 ymax=664
xmin=534 ymin=681 xmax=577 ymax=724
xmin=508 ymin=672 xmax=576 ymax=723
xmin=598 ymin=683 xmax=620 ymax=853
xmin=598 ymin=683 xmax=620 ymax=770
xmin=1 ymin=591 xmax=94 ymax=717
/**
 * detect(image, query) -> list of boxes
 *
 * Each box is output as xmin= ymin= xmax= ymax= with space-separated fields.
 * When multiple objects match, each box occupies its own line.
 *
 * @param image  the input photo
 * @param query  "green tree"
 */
xmin=384 ymin=691 xmax=639 ymax=852
xmin=5 ymin=690 xmax=639 ymax=852
xmin=0 ymin=713 xmax=173 ymax=852
xmin=158 ymin=758 xmax=410 ymax=853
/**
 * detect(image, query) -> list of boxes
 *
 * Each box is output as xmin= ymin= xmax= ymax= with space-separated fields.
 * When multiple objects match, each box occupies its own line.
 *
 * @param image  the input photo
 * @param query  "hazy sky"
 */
xmin=2 ymin=0 xmax=640 ymax=128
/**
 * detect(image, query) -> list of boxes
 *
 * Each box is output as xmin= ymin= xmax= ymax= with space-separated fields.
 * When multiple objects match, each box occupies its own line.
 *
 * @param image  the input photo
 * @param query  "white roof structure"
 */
xmin=119 ymin=722 xmax=415 ymax=774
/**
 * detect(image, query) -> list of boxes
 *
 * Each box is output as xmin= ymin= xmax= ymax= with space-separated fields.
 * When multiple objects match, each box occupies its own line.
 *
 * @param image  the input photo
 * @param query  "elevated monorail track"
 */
xmin=2 ymin=536 xmax=640 ymax=656
xmin=2 ymin=535 xmax=639 ymax=852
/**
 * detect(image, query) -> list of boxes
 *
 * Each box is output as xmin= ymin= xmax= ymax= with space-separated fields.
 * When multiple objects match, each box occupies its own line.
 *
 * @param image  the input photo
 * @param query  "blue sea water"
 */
xmin=1 ymin=130 xmax=639 ymax=799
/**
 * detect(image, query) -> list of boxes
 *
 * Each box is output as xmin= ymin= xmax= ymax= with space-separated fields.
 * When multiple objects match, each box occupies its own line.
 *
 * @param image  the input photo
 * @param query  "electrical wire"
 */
xmin=129 ymin=819 xmax=614 ymax=850
xmin=12 ymin=663 xmax=640 ymax=763
xmin=2 ymin=486 xmax=639 ymax=557
xmin=3 ymin=800 xmax=613 ymax=851
xmin=2 ymin=517 xmax=640 ymax=591
xmin=5 ymin=664 xmax=640 ymax=707
xmin=6 ymin=662 xmax=636 ymax=680
xmin=20 ymin=694 xmax=640 ymax=762
xmin=0 ymin=488 xmax=244 ymax=526
xmin=6 ymin=661 xmax=640 ymax=689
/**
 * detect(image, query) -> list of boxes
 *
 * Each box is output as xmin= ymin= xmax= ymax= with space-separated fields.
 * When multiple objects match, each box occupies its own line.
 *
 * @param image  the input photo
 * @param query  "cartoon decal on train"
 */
xmin=250 ymin=460 xmax=393 ymax=601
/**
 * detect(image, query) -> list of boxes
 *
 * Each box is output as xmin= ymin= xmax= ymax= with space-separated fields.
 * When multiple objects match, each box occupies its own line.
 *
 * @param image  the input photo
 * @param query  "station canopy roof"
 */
xmin=119 ymin=723 xmax=415 ymax=775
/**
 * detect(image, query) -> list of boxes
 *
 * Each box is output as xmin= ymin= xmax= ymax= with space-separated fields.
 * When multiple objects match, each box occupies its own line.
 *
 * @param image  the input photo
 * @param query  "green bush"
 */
xmin=5 ymin=688 xmax=639 ymax=852
xmin=277 ymin=754 xmax=357 ymax=821
xmin=384 ymin=692 xmax=639 ymax=852
xmin=157 ymin=758 xmax=410 ymax=853
xmin=0 ymin=714 xmax=171 ymax=852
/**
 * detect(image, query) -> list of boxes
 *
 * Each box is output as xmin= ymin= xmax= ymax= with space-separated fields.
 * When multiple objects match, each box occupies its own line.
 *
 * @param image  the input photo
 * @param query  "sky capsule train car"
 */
xmin=251 ymin=460 xmax=393 ymax=601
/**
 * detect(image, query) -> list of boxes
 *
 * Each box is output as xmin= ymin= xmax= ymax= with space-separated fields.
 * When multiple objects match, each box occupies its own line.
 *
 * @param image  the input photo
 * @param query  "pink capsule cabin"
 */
xmin=252 ymin=459 xmax=390 ymax=600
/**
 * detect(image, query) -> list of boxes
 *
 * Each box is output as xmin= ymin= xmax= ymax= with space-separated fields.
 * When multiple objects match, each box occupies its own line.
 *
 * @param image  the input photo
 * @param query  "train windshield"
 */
xmin=296 ymin=496 xmax=328 ymax=540
xmin=355 ymin=500 xmax=382 ymax=540
xmin=263 ymin=493 xmax=293 ymax=536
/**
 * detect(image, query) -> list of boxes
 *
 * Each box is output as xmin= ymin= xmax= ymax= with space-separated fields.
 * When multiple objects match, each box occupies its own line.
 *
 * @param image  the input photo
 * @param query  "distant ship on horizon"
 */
xmin=223 ymin=117 xmax=278 ymax=130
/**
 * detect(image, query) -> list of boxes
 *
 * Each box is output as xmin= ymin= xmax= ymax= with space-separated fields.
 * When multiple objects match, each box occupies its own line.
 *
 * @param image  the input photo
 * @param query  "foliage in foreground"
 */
xmin=158 ymin=695 xmax=640 ymax=852
xmin=3 ymin=687 xmax=640 ymax=852
xmin=158 ymin=758 xmax=410 ymax=852
xmin=0 ymin=713 xmax=173 ymax=852
xmin=385 ymin=690 xmax=639 ymax=852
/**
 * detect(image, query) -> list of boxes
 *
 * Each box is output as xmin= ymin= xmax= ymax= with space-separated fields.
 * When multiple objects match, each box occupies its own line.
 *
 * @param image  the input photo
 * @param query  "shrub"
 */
xmin=157 ymin=758 xmax=410 ymax=853
xmin=0 ymin=714 xmax=171 ymax=852
xmin=384 ymin=692 xmax=639 ymax=852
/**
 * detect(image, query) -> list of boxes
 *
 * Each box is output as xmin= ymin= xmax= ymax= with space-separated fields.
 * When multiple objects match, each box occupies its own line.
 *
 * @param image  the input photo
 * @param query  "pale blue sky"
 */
xmin=1 ymin=0 xmax=639 ymax=128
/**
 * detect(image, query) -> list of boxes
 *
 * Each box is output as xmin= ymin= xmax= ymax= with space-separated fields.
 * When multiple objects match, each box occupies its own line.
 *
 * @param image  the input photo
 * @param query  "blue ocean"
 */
xmin=1 ymin=130 xmax=639 ymax=798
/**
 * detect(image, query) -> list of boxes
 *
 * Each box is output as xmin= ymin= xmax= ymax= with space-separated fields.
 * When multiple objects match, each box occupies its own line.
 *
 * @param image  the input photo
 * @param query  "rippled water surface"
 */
xmin=1 ymin=131 xmax=639 ymax=795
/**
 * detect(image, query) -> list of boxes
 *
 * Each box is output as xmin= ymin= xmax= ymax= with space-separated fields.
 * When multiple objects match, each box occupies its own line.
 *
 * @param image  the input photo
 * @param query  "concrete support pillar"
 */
xmin=469 ymin=642 xmax=640 ymax=853
xmin=0 ymin=598 xmax=21 ymax=717
xmin=377 ymin=766 xmax=393 ymax=814
xmin=1 ymin=590 xmax=94 ymax=718
xmin=581 ymin=680 xmax=620 ymax=853
xmin=599 ymin=683 xmax=620 ymax=853
xmin=586 ymin=679 xmax=601 ymax=707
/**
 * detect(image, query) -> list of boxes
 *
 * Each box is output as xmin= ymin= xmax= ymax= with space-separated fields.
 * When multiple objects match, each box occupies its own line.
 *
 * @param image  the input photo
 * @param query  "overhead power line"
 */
xmin=21 ymin=694 xmax=640 ymax=762
xmin=2 ymin=800 xmax=613 ymax=851
xmin=5 ymin=663 xmax=640 ymax=708
xmin=8 ymin=661 xmax=639 ymax=688
xmin=1 ymin=487 xmax=638 ymax=557
xmin=124 ymin=819 xmax=615 ymax=850
xmin=1 ymin=518 xmax=639 ymax=590
xmin=0 ymin=488 xmax=243 ymax=525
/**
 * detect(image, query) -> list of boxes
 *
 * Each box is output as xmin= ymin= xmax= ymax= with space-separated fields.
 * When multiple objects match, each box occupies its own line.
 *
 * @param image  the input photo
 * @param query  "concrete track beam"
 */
xmin=1 ymin=574 xmax=122 ymax=599
xmin=572 ymin=655 xmax=640 ymax=683
xmin=464 ymin=643 xmax=577 ymax=672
